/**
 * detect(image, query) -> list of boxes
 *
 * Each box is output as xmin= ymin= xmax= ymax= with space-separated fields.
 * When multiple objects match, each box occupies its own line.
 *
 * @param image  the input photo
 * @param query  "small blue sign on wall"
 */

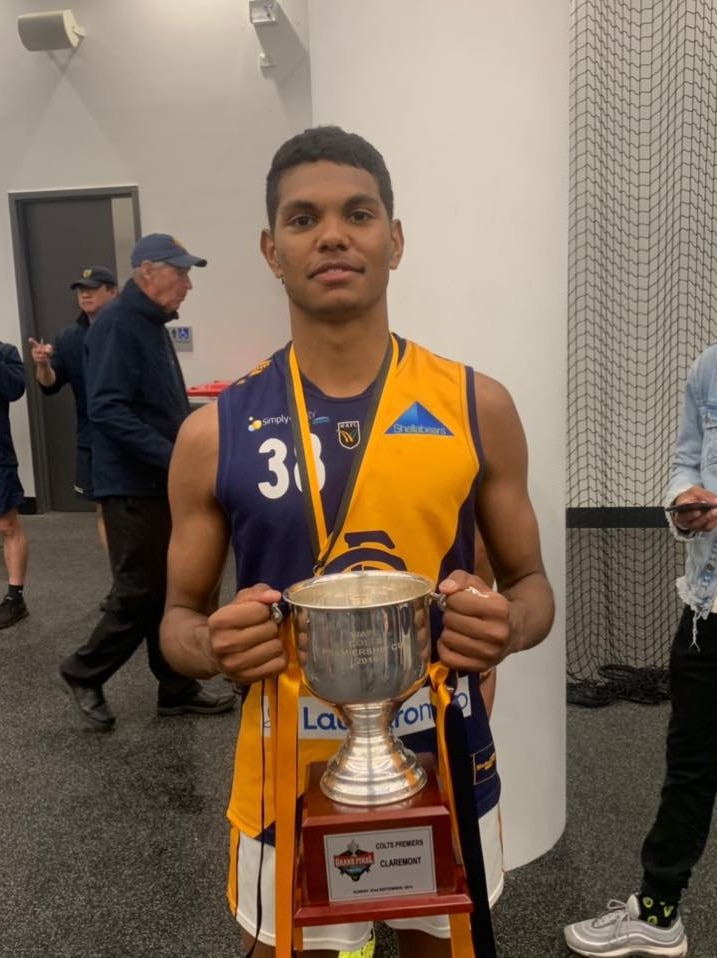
xmin=168 ymin=325 xmax=193 ymax=351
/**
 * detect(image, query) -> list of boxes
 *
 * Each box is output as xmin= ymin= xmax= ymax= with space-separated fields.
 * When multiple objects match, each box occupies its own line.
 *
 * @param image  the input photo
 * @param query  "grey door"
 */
xmin=9 ymin=189 xmax=140 ymax=512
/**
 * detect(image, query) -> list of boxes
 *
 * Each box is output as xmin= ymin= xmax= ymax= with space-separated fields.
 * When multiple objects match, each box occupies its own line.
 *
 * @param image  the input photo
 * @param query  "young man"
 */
xmin=0 ymin=342 xmax=29 ymax=628
xmin=160 ymin=127 xmax=555 ymax=957
xmin=30 ymin=265 xmax=118 ymax=549
xmin=564 ymin=344 xmax=717 ymax=958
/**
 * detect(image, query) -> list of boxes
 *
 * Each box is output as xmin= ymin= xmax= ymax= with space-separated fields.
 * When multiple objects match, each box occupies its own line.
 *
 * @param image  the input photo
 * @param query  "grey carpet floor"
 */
xmin=2 ymin=513 xmax=715 ymax=957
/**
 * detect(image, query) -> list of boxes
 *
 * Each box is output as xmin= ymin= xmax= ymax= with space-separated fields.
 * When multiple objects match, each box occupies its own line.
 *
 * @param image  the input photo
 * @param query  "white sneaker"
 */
xmin=564 ymin=894 xmax=688 ymax=957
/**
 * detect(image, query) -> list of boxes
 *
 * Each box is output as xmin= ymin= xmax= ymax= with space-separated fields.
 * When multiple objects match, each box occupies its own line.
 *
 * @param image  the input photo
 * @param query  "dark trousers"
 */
xmin=62 ymin=495 xmax=198 ymax=701
xmin=641 ymin=605 xmax=717 ymax=903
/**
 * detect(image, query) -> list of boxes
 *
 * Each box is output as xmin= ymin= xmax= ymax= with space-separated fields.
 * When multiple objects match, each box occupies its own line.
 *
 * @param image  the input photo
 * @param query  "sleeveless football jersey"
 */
xmin=216 ymin=336 xmax=500 ymax=839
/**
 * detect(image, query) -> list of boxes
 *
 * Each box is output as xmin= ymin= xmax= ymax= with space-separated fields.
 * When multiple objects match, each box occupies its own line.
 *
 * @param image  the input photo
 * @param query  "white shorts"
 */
xmin=233 ymin=804 xmax=503 ymax=951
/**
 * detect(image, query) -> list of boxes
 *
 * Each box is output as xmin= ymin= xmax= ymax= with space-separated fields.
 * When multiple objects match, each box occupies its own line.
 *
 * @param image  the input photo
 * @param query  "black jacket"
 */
xmin=41 ymin=314 xmax=91 ymax=451
xmin=0 ymin=343 xmax=26 ymax=468
xmin=85 ymin=279 xmax=190 ymax=497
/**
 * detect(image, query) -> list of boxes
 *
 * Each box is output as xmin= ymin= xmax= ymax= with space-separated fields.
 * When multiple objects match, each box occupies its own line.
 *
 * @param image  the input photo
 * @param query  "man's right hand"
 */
xmin=672 ymin=486 xmax=717 ymax=533
xmin=207 ymin=583 xmax=286 ymax=683
xmin=29 ymin=337 xmax=53 ymax=366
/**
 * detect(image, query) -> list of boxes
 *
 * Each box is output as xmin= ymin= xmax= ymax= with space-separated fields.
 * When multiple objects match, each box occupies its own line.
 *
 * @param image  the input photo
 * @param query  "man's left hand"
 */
xmin=436 ymin=569 xmax=515 ymax=673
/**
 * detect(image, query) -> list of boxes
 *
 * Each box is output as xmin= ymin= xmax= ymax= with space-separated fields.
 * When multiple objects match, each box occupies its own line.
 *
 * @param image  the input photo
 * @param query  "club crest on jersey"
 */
xmin=337 ymin=420 xmax=361 ymax=449
xmin=333 ymin=840 xmax=374 ymax=881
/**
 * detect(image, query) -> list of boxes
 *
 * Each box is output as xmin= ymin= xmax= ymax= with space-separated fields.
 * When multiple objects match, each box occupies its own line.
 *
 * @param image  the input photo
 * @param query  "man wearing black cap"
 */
xmin=30 ymin=265 xmax=118 ymax=519
xmin=59 ymin=235 xmax=235 ymax=730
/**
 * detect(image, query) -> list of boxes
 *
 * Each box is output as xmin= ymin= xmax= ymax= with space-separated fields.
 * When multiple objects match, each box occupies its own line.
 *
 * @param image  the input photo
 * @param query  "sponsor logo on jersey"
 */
xmin=247 ymin=412 xmax=290 ymax=432
xmin=262 ymin=677 xmax=472 ymax=737
xmin=333 ymin=840 xmax=374 ymax=881
xmin=246 ymin=410 xmax=330 ymax=432
xmin=337 ymin=420 xmax=361 ymax=449
xmin=471 ymin=744 xmax=498 ymax=787
xmin=385 ymin=402 xmax=453 ymax=437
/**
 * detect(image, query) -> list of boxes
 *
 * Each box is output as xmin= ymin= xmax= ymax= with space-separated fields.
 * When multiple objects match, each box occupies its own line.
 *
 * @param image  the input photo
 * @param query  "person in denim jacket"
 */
xmin=564 ymin=345 xmax=717 ymax=958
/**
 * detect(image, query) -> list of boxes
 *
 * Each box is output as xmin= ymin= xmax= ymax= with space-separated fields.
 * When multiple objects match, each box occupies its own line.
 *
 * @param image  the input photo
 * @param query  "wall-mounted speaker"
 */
xmin=17 ymin=9 xmax=85 ymax=51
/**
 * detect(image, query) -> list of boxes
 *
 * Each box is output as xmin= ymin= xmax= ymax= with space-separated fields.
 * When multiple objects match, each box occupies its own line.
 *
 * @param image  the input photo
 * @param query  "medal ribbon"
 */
xmin=430 ymin=661 xmax=498 ymax=958
xmin=285 ymin=335 xmax=398 ymax=573
xmin=274 ymin=335 xmax=398 ymax=957
xmin=273 ymin=642 xmax=303 ymax=957
xmin=429 ymin=662 xmax=474 ymax=957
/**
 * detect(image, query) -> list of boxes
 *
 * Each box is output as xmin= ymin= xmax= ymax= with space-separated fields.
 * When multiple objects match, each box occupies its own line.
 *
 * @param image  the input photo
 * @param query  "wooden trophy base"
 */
xmin=295 ymin=753 xmax=473 ymax=926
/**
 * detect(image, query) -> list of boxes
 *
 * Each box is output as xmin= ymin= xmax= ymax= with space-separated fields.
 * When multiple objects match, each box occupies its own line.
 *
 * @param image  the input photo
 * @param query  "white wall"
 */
xmin=1 ymin=0 xmax=312 ymax=494
xmin=308 ymin=0 xmax=568 ymax=868
xmin=3 ymin=0 xmax=568 ymax=869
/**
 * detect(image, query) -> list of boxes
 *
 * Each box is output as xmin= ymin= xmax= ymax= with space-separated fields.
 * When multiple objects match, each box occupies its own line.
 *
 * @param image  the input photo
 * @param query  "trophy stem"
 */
xmin=320 ymin=702 xmax=427 ymax=806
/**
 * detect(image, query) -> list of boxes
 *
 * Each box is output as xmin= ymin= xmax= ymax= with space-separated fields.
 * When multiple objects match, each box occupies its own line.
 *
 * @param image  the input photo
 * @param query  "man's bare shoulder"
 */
xmin=472 ymin=369 xmax=527 ymax=472
xmin=172 ymin=402 xmax=220 ymax=487
xmin=178 ymin=400 xmax=219 ymax=444
xmin=473 ymin=370 xmax=518 ymax=419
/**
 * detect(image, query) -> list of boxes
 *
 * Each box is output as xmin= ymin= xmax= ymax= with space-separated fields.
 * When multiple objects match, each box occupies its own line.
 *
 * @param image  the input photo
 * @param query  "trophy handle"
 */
xmin=431 ymin=591 xmax=448 ymax=612
xmin=431 ymin=585 xmax=493 ymax=612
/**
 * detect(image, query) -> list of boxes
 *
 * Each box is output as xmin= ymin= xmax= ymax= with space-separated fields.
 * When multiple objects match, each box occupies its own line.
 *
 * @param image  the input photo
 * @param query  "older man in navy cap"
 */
xmin=59 ymin=234 xmax=235 ymax=730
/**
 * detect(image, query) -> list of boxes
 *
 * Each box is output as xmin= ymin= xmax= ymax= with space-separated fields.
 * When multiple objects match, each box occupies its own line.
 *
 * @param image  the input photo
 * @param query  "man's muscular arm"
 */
xmin=437 ymin=372 xmax=555 ymax=674
xmin=159 ymin=402 xmax=287 ymax=683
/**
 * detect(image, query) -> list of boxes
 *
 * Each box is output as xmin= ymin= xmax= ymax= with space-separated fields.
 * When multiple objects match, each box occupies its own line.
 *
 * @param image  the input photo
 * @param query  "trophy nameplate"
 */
xmin=295 ymin=755 xmax=472 ymax=925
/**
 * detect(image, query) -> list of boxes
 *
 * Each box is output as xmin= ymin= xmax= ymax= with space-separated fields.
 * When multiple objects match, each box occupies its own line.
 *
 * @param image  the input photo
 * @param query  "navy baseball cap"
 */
xmin=130 ymin=233 xmax=207 ymax=268
xmin=70 ymin=265 xmax=117 ymax=289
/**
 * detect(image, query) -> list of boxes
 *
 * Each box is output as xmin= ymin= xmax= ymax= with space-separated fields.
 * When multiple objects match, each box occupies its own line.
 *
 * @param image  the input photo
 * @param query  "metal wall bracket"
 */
xmin=249 ymin=1 xmax=278 ymax=25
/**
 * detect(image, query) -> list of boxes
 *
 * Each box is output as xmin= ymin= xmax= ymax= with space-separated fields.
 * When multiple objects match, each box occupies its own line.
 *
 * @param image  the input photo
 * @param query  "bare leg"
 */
xmin=396 ymin=929 xmax=451 ymax=957
xmin=0 ymin=509 xmax=28 ymax=585
xmin=96 ymin=502 xmax=108 ymax=553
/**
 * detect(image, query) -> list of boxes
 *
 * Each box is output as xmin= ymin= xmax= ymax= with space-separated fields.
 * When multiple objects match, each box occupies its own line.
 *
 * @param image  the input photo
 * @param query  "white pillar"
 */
xmin=307 ymin=0 xmax=567 ymax=868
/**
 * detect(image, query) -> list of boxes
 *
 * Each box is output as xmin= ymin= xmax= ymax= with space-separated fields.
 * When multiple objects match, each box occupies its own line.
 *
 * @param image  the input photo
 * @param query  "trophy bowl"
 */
xmin=283 ymin=569 xmax=434 ymax=806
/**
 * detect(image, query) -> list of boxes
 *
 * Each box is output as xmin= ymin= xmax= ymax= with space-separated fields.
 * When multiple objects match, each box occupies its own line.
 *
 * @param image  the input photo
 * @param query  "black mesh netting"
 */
xmin=568 ymin=1 xmax=717 ymax=705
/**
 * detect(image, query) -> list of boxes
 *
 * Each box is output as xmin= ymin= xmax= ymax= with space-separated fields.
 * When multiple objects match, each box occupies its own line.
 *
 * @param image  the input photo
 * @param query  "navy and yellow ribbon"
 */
xmin=269 ymin=336 xmax=490 ymax=957
xmin=285 ymin=335 xmax=398 ymax=573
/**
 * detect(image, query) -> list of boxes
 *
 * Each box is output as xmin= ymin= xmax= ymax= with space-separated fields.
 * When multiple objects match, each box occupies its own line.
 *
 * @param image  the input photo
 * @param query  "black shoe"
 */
xmin=157 ymin=686 xmax=237 ymax=717
xmin=0 ymin=595 xmax=30 ymax=629
xmin=60 ymin=669 xmax=116 ymax=731
xmin=0 ymin=595 xmax=28 ymax=629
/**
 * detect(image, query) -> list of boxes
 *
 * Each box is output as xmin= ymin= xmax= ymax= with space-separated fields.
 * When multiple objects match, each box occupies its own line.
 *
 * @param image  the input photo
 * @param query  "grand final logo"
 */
xmin=333 ymin=839 xmax=374 ymax=882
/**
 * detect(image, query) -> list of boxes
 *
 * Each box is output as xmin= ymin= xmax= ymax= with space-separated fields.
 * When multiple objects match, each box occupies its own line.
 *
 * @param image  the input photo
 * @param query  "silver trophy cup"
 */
xmin=284 ymin=570 xmax=435 ymax=807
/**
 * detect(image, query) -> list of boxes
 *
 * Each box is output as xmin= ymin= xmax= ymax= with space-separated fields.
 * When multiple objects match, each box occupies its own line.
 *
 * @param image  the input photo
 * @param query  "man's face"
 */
xmin=76 ymin=284 xmax=117 ymax=319
xmin=140 ymin=263 xmax=193 ymax=313
xmin=261 ymin=160 xmax=403 ymax=321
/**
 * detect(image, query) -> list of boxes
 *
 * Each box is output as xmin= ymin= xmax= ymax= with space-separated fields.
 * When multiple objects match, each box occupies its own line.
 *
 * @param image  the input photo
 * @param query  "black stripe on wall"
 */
xmin=567 ymin=507 xmax=667 ymax=529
